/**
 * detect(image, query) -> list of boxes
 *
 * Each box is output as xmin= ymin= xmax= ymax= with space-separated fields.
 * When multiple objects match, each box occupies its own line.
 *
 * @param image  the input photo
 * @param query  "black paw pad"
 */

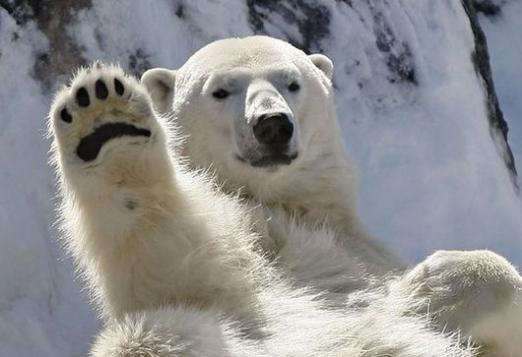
xmin=60 ymin=108 xmax=72 ymax=123
xmin=95 ymin=79 xmax=109 ymax=99
xmin=76 ymin=87 xmax=90 ymax=107
xmin=114 ymin=78 xmax=124 ymax=96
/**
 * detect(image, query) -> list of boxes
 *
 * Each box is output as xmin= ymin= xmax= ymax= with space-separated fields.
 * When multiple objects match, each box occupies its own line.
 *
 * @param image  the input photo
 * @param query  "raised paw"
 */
xmin=50 ymin=63 xmax=159 ymax=165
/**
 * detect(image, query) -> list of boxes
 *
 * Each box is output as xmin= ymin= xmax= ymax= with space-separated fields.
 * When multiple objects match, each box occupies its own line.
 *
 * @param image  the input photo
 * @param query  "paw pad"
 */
xmin=114 ymin=78 xmax=125 ymax=96
xmin=95 ymin=79 xmax=109 ymax=100
xmin=60 ymin=108 xmax=72 ymax=123
xmin=76 ymin=87 xmax=90 ymax=107
xmin=51 ymin=64 xmax=154 ymax=163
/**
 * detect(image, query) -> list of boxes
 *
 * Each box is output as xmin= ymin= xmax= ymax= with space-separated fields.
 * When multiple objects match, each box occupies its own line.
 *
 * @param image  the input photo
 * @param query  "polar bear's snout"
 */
xmin=236 ymin=80 xmax=299 ymax=168
xmin=248 ymin=113 xmax=297 ymax=167
xmin=253 ymin=113 xmax=293 ymax=147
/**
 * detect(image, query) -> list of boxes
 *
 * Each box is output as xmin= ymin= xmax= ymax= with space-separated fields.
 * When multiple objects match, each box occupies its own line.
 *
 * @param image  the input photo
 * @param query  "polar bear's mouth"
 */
xmin=238 ymin=152 xmax=298 ymax=168
xmin=76 ymin=122 xmax=151 ymax=162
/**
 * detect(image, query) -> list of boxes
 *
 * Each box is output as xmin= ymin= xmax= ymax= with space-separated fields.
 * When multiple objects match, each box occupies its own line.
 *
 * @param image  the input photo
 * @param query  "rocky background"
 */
xmin=0 ymin=0 xmax=521 ymax=355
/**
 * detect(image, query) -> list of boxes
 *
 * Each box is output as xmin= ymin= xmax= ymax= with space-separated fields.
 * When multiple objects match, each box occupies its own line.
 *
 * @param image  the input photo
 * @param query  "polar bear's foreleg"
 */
xmin=49 ymin=63 xmax=259 ymax=323
xmin=401 ymin=250 xmax=522 ymax=356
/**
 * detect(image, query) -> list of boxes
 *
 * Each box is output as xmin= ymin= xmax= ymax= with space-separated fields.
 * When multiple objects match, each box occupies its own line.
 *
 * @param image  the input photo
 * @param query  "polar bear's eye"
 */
xmin=288 ymin=81 xmax=300 ymax=92
xmin=212 ymin=89 xmax=230 ymax=100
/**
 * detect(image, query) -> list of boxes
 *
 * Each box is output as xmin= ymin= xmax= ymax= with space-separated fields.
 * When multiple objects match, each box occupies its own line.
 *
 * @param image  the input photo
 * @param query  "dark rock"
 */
xmin=175 ymin=2 xmax=184 ymax=18
xmin=372 ymin=9 xmax=417 ymax=85
xmin=1 ymin=0 xmax=91 ymax=89
xmin=473 ymin=0 xmax=503 ymax=16
xmin=0 ymin=0 xmax=32 ymax=25
xmin=246 ymin=0 xmax=330 ymax=53
xmin=462 ymin=0 xmax=518 ymax=183
xmin=128 ymin=48 xmax=152 ymax=77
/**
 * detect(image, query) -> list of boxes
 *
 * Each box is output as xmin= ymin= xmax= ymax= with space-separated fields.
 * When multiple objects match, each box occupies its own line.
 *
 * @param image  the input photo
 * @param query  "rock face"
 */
xmin=246 ymin=0 xmax=330 ymax=53
xmin=0 ymin=0 xmax=90 ymax=87
xmin=245 ymin=0 xmax=516 ymax=180
xmin=473 ymin=0 xmax=507 ymax=16
xmin=464 ymin=0 xmax=517 ymax=182
xmin=2 ymin=0 xmax=514 ymax=177
xmin=1 ymin=1 xmax=521 ymax=356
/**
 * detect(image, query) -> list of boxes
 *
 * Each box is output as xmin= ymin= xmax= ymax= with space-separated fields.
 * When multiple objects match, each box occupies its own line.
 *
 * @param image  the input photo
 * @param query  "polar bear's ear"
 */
xmin=309 ymin=54 xmax=333 ymax=81
xmin=141 ymin=68 xmax=176 ymax=114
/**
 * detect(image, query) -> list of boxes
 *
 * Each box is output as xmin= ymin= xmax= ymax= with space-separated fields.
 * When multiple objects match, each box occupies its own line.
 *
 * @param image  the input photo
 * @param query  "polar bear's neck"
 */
xmin=223 ymin=129 xmax=405 ymax=275
xmin=231 ymin=127 xmax=364 ymax=236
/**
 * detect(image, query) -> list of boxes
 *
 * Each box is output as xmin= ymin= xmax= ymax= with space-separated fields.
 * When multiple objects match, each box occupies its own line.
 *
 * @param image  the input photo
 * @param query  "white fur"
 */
xmin=402 ymin=250 xmax=522 ymax=356
xmin=139 ymin=36 xmax=522 ymax=356
xmin=49 ymin=59 xmax=474 ymax=356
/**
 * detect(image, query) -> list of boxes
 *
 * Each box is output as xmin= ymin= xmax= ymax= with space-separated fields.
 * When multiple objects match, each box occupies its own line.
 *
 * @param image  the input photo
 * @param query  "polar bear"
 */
xmin=49 ymin=63 xmax=475 ymax=356
xmin=142 ymin=36 xmax=404 ymax=296
xmin=140 ymin=36 xmax=522 ymax=356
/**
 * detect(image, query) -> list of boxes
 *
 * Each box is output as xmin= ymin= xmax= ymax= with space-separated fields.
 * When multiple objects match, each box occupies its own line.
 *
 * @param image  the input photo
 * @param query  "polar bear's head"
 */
xmin=142 ymin=36 xmax=350 ymax=201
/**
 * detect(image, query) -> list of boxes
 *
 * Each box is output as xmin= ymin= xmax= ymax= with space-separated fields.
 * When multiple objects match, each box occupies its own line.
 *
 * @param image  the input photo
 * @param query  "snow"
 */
xmin=325 ymin=1 xmax=522 ymax=265
xmin=0 ymin=0 xmax=521 ymax=355
xmin=0 ymin=10 xmax=98 ymax=357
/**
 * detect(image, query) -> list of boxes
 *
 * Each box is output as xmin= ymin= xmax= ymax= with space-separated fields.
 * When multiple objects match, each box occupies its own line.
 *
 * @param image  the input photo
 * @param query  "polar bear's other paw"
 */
xmin=402 ymin=250 xmax=522 ymax=355
xmin=50 ymin=63 xmax=159 ymax=165
xmin=403 ymin=250 xmax=521 ymax=327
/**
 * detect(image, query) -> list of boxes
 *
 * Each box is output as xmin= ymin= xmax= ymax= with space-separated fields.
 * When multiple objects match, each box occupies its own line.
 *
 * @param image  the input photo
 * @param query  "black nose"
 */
xmin=253 ymin=114 xmax=294 ymax=146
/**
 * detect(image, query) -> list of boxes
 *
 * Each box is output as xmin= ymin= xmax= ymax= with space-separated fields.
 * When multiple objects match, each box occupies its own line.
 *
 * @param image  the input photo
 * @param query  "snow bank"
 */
xmin=0 ymin=10 xmax=98 ymax=357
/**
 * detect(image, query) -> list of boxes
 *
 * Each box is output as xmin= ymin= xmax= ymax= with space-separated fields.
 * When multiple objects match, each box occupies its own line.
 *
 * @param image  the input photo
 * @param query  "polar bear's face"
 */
xmin=199 ymin=64 xmax=301 ymax=168
xmin=142 ymin=36 xmax=335 ymax=189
